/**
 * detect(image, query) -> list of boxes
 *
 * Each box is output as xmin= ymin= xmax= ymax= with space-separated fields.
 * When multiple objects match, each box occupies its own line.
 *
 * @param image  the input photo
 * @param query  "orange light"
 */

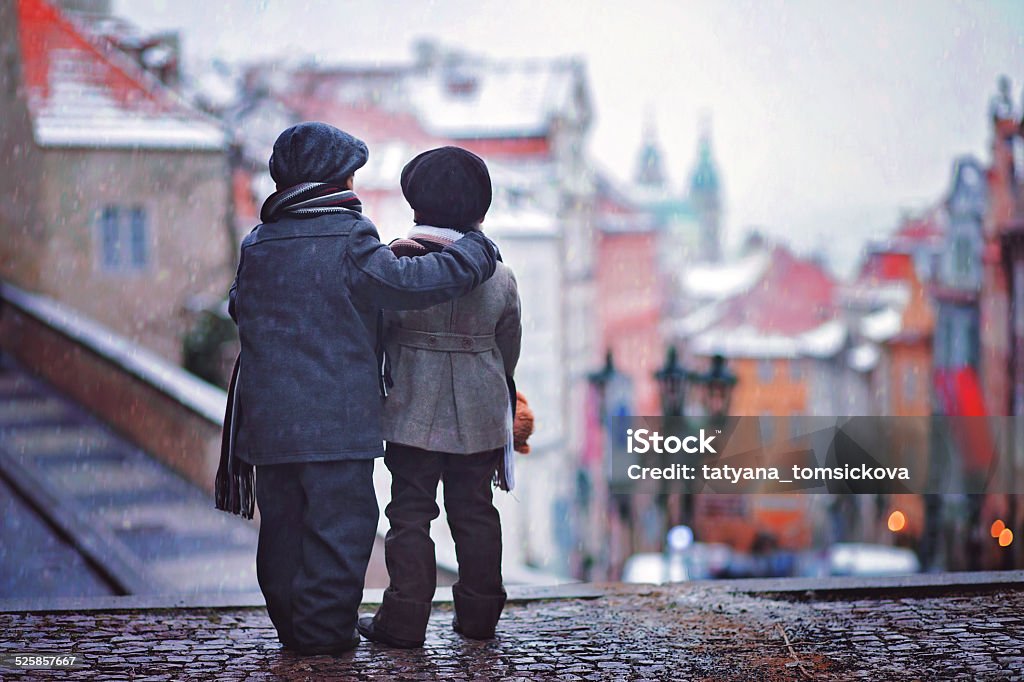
xmin=888 ymin=510 xmax=906 ymax=532
xmin=991 ymin=519 xmax=1006 ymax=538
xmin=999 ymin=528 xmax=1014 ymax=547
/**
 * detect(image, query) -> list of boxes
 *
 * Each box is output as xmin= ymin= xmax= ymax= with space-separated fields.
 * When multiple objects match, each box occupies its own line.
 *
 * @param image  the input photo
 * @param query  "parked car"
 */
xmin=819 ymin=543 xmax=921 ymax=577
xmin=621 ymin=543 xmax=733 ymax=583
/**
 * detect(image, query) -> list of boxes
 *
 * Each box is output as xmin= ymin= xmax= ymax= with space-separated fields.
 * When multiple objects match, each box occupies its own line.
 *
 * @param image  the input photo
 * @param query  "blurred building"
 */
xmin=658 ymin=237 xmax=843 ymax=555
xmin=0 ymin=0 xmax=231 ymax=363
xmin=979 ymin=77 xmax=1024 ymax=571
xmin=592 ymin=175 xmax=665 ymax=416
xmin=844 ymin=215 xmax=939 ymax=418
xmin=671 ymin=236 xmax=843 ymax=421
xmin=843 ymin=226 xmax=940 ymax=556
xmin=983 ymin=76 xmax=1024 ymax=417
xmin=932 ymin=158 xmax=986 ymax=415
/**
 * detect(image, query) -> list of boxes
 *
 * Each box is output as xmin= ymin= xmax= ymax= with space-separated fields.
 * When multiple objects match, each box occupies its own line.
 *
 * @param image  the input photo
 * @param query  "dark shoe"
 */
xmin=283 ymin=631 xmax=360 ymax=656
xmin=452 ymin=615 xmax=495 ymax=641
xmin=357 ymin=615 xmax=424 ymax=649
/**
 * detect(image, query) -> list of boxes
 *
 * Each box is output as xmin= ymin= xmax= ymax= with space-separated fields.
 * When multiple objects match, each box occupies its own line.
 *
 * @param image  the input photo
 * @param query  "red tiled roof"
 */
xmin=896 ymin=215 xmax=944 ymax=241
xmin=682 ymin=245 xmax=843 ymax=359
xmin=16 ymin=0 xmax=223 ymax=149
xmin=858 ymin=251 xmax=916 ymax=283
xmin=716 ymin=246 xmax=837 ymax=336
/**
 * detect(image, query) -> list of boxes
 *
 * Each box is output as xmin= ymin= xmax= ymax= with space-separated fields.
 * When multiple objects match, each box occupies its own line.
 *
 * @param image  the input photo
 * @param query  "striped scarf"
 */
xmin=260 ymin=182 xmax=362 ymax=223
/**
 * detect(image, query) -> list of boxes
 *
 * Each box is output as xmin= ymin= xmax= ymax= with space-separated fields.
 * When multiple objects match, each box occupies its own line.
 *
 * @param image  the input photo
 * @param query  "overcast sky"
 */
xmin=116 ymin=0 xmax=1024 ymax=275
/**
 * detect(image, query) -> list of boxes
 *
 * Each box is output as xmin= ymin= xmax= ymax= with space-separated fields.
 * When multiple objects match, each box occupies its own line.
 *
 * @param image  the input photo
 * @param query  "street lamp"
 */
xmin=581 ymin=350 xmax=626 ymax=580
xmin=652 ymin=348 xmax=738 ymax=532
xmin=701 ymin=353 xmax=738 ymax=420
xmin=653 ymin=346 xmax=691 ymax=531
xmin=654 ymin=349 xmax=738 ymax=421
xmin=654 ymin=346 xmax=691 ymax=418
xmin=587 ymin=351 xmax=618 ymax=402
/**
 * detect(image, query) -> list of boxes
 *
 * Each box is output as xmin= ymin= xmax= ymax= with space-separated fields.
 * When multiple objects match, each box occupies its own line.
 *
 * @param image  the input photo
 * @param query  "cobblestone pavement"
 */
xmin=1 ymin=584 xmax=1022 ymax=680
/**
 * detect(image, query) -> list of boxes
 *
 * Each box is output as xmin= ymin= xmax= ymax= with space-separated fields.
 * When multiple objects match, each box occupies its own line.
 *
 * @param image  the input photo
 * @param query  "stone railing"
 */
xmin=0 ymin=281 xmax=225 ymax=493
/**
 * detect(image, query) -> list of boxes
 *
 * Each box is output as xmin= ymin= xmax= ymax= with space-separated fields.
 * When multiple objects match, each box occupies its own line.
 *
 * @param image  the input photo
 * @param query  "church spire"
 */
xmin=689 ymin=114 xmax=722 ymax=261
xmin=634 ymin=109 xmax=667 ymax=189
xmin=689 ymin=115 xmax=720 ymax=196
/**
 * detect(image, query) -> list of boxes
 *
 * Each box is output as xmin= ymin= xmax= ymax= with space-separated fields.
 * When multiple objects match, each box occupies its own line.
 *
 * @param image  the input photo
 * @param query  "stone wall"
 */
xmin=34 ymin=148 xmax=233 ymax=363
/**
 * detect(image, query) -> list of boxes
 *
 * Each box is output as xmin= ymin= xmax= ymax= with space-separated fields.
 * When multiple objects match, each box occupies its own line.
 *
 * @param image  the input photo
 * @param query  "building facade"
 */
xmin=932 ymin=158 xmax=987 ymax=416
xmin=0 ymin=0 xmax=231 ymax=363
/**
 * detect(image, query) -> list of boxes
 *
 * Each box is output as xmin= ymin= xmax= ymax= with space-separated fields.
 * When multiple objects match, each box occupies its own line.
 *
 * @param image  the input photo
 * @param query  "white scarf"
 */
xmin=408 ymin=225 xmax=466 ymax=244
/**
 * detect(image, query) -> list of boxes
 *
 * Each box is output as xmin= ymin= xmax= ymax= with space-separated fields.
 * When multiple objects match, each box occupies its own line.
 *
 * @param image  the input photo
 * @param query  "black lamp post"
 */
xmin=654 ymin=346 xmax=691 ymax=418
xmin=587 ymin=351 xmax=618 ymax=406
xmin=702 ymin=353 xmax=738 ymax=420
xmin=580 ymin=350 xmax=620 ymax=580
xmin=653 ymin=346 xmax=691 ymax=530
xmin=653 ymin=348 xmax=738 ymax=530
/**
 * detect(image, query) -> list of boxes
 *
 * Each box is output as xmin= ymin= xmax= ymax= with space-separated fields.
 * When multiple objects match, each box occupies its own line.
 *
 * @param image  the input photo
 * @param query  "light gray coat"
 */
xmin=383 ymin=260 xmax=521 ymax=454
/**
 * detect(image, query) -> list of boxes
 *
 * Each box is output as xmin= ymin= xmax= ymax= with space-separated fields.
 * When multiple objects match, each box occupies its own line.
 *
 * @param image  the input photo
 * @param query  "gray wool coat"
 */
xmin=383 ymin=252 xmax=521 ymax=455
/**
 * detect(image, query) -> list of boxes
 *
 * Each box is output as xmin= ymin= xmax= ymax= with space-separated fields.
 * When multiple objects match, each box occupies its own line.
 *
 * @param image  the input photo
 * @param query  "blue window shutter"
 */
xmin=129 ymin=207 xmax=148 ymax=268
xmin=101 ymin=206 xmax=121 ymax=269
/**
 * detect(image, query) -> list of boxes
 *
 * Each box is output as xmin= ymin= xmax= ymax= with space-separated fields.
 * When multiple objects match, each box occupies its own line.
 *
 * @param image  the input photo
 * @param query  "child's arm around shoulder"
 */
xmin=346 ymin=218 xmax=498 ymax=311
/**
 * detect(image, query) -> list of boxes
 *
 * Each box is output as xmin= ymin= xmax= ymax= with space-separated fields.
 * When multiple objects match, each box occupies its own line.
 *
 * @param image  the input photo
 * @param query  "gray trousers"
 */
xmin=255 ymin=459 xmax=378 ymax=652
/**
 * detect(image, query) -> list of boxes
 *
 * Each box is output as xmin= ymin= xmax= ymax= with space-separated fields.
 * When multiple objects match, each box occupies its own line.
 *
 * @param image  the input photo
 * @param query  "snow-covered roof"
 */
xmin=486 ymin=207 xmax=559 ymax=239
xmin=839 ymin=282 xmax=911 ymax=311
xmin=669 ymin=301 xmax=726 ymax=338
xmin=689 ymin=319 xmax=846 ymax=360
xmin=407 ymin=59 xmax=587 ymax=139
xmin=189 ymin=62 xmax=241 ymax=112
xmin=358 ymin=139 xmax=435 ymax=191
xmin=848 ymin=343 xmax=881 ymax=373
xmin=674 ymin=244 xmax=844 ymax=360
xmin=798 ymin=319 xmax=847 ymax=358
xmin=681 ymin=250 xmax=771 ymax=300
xmin=17 ymin=0 xmax=224 ymax=150
xmin=860 ymin=307 xmax=903 ymax=343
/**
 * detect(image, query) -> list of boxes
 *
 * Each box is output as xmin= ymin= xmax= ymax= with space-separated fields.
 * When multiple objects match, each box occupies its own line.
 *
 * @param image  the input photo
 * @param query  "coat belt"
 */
xmin=390 ymin=327 xmax=497 ymax=353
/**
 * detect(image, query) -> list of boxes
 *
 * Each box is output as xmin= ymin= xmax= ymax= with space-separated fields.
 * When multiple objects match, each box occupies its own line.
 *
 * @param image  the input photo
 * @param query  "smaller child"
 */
xmin=357 ymin=147 xmax=522 ymax=648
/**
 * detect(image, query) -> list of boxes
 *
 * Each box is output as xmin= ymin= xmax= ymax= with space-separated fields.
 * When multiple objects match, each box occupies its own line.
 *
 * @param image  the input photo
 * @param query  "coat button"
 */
xmin=428 ymin=336 xmax=438 ymax=346
xmin=462 ymin=338 xmax=473 ymax=350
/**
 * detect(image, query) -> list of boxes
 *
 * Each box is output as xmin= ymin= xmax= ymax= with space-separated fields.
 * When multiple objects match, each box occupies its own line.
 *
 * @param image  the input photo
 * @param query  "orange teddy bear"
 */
xmin=514 ymin=391 xmax=534 ymax=454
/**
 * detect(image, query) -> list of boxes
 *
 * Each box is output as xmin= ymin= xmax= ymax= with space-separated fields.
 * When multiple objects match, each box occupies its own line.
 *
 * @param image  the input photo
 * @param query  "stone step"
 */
xmin=0 ymin=362 xmax=259 ymax=598
xmin=0 ymin=372 xmax=47 ymax=398
xmin=0 ymin=397 xmax=73 ymax=426
xmin=3 ymin=426 xmax=117 ymax=458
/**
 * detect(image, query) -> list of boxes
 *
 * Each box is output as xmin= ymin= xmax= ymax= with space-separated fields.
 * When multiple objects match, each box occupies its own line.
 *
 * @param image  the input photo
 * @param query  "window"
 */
xmin=953 ymin=234 xmax=973 ymax=282
xmin=902 ymin=368 xmax=918 ymax=405
xmin=98 ymin=206 xmax=149 ymax=271
xmin=758 ymin=359 xmax=775 ymax=383
xmin=759 ymin=412 xmax=775 ymax=443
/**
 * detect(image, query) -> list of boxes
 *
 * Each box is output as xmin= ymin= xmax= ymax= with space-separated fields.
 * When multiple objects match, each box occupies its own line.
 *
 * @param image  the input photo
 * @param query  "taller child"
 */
xmin=223 ymin=122 xmax=497 ymax=655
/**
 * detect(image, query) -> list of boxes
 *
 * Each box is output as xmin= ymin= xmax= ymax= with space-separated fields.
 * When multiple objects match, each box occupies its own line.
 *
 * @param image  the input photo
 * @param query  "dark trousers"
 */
xmin=373 ymin=444 xmax=506 ymax=642
xmin=255 ymin=459 xmax=378 ymax=652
